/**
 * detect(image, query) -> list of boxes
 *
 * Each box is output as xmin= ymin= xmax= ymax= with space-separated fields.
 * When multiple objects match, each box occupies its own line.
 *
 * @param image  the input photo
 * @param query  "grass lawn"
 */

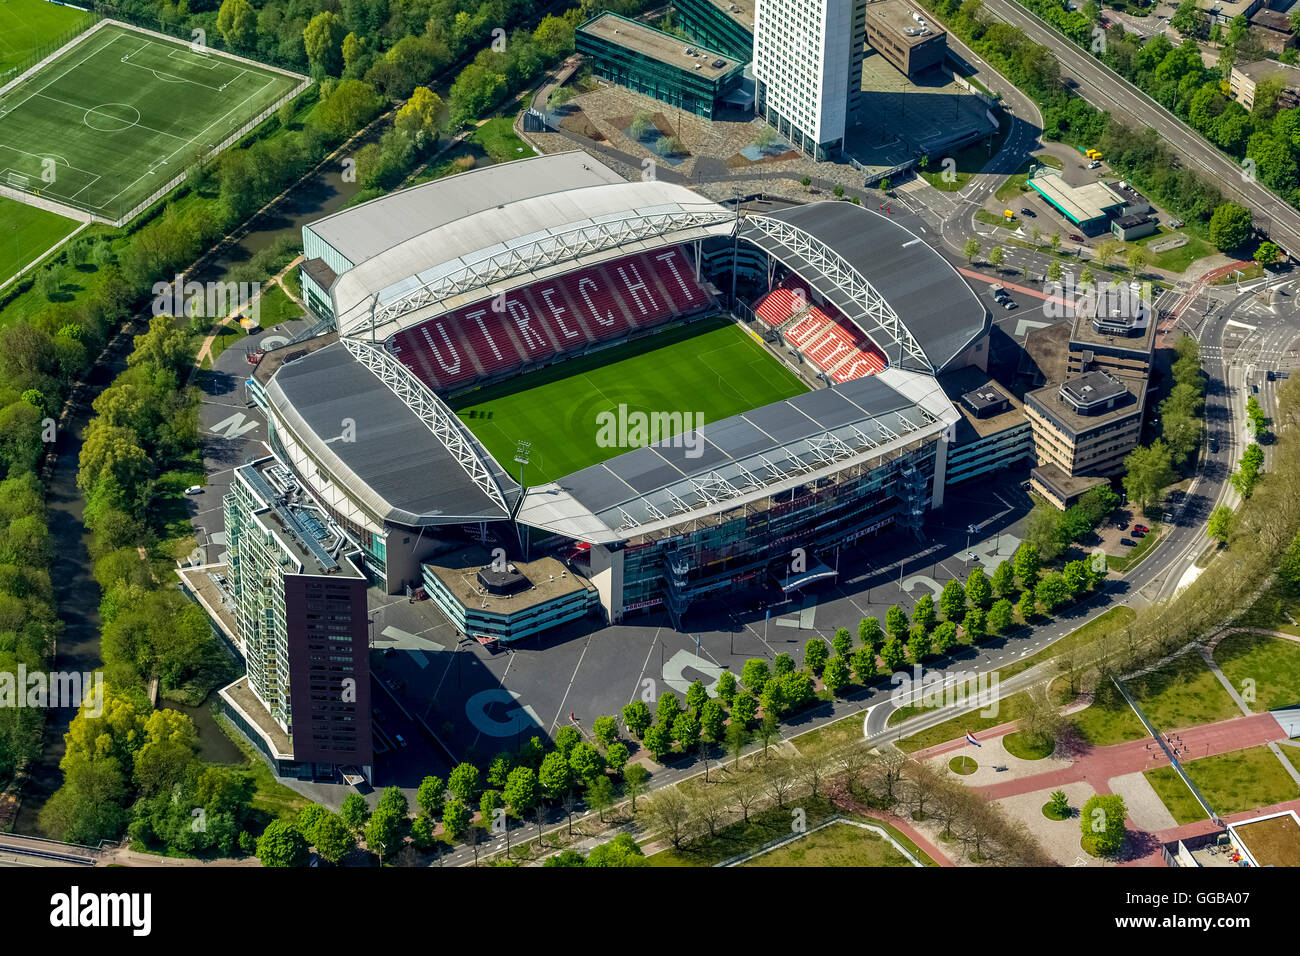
xmin=1003 ymin=730 xmax=1054 ymax=759
xmin=1127 ymin=651 xmax=1241 ymax=731
xmin=999 ymin=605 xmax=1137 ymax=683
xmin=1213 ymin=632 xmax=1300 ymax=713
xmin=1144 ymin=765 xmax=1209 ymax=825
xmin=741 ymin=821 xmax=917 ymax=866
xmin=1134 ymin=227 xmax=1214 ymax=274
xmin=1280 ymin=744 xmax=1300 ymax=778
xmin=0 ymin=0 xmax=95 ymax=74
xmin=0 ymin=22 xmax=298 ymax=219
xmin=975 ymin=209 xmax=1018 ymax=230
xmin=1066 ymin=683 xmax=1148 ymax=746
xmin=1157 ymin=746 xmax=1300 ymax=820
xmin=213 ymin=714 xmax=312 ymax=821
xmin=470 ymin=116 xmax=537 ymax=164
xmin=994 ymin=154 xmax=1065 ymax=203
xmin=0 ymin=195 xmax=79 ymax=285
xmin=449 ymin=316 xmax=808 ymax=484
xmin=950 ymin=755 xmax=978 ymax=774
xmin=256 ymin=283 xmax=303 ymax=328
xmin=897 ymin=691 xmax=1032 ymax=753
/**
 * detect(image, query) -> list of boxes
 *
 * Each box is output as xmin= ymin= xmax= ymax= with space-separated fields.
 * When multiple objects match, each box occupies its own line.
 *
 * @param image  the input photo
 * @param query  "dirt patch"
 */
xmin=726 ymin=148 xmax=801 ymax=168
xmin=559 ymin=110 xmax=605 ymax=142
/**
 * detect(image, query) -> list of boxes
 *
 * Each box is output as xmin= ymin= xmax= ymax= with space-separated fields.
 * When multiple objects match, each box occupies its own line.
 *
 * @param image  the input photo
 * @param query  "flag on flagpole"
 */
xmin=965 ymin=731 xmax=981 ymax=748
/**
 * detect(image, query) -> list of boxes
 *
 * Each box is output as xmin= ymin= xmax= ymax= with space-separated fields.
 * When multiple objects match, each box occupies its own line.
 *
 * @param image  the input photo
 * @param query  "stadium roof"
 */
xmin=739 ymin=202 xmax=987 ymax=372
xmin=265 ymin=342 xmax=519 ymax=527
xmin=515 ymin=367 xmax=958 ymax=543
xmin=329 ymin=162 xmax=733 ymax=339
xmin=306 ymin=151 xmax=625 ymax=268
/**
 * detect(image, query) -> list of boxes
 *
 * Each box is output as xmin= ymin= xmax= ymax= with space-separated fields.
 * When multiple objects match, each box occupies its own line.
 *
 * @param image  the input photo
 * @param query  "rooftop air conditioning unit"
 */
xmin=713 ymin=58 xmax=726 ymax=68
xmin=912 ymin=10 xmax=923 ymax=20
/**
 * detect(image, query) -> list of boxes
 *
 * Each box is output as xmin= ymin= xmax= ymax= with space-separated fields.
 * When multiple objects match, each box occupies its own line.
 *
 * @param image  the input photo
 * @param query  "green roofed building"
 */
xmin=673 ymin=0 xmax=756 ymax=63
xmin=1027 ymin=171 xmax=1124 ymax=235
xmin=576 ymin=12 xmax=745 ymax=118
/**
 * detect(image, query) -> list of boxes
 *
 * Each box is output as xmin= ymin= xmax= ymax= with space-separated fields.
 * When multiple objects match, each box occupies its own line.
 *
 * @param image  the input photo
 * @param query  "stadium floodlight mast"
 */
xmin=513 ymin=440 xmax=531 ymax=560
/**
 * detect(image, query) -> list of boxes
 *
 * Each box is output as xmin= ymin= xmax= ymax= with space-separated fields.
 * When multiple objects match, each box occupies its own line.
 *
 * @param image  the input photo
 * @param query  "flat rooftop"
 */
xmin=1027 ymin=371 xmax=1143 ymax=435
xmin=580 ymin=12 xmax=740 ymax=77
xmin=1028 ymin=173 xmax=1123 ymax=224
xmin=1071 ymin=299 xmax=1156 ymax=354
xmin=240 ymin=459 xmax=362 ymax=578
xmin=1231 ymin=812 xmax=1300 ymax=868
xmin=220 ymin=676 xmax=293 ymax=759
xmin=706 ymin=0 xmax=755 ymax=31
xmin=939 ymin=367 xmax=1027 ymax=441
xmin=1031 ymin=463 xmax=1108 ymax=502
xmin=425 ymin=545 xmax=594 ymax=614
xmin=864 ymin=0 xmax=947 ymax=47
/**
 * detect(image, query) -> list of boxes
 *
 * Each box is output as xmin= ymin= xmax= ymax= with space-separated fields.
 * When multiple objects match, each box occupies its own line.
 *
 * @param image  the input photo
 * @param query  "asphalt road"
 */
xmin=979 ymin=0 xmax=1300 ymax=255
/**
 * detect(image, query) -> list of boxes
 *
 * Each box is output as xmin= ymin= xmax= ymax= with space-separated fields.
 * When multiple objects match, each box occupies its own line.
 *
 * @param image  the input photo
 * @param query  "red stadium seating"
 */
xmin=751 ymin=276 xmax=889 ymax=383
xmin=388 ymin=246 xmax=711 ymax=391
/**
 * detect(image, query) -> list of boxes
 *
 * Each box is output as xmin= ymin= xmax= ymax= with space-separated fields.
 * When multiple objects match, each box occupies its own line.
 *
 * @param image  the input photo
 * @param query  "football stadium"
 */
xmin=245 ymin=151 xmax=988 ymax=636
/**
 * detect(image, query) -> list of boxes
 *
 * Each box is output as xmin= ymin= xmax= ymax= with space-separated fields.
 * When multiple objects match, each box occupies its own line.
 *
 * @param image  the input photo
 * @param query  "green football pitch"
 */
xmin=0 ymin=22 xmax=300 ymax=220
xmin=0 ymin=0 xmax=94 ymax=76
xmin=449 ymin=316 xmax=809 ymax=485
xmin=0 ymin=193 xmax=78 ymax=285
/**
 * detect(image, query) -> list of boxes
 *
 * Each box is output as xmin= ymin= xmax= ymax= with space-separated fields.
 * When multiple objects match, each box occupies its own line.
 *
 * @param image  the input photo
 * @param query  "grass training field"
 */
xmin=450 ymin=316 xmax=808 ymax=484
xmin=0 ymin=21 xmax=299 ymax=219
xmin=0 ymin=0 xmax=95 ymax=76
xmin=741 ymin=822 xmax=917 ymax=867
xmin=1214 ymin=632 xmax=1300 ymax=714
xmin=0 ymin=193 xmax=78 ymax=284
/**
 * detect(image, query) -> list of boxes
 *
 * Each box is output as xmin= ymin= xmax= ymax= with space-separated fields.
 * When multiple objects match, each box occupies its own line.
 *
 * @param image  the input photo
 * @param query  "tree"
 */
xmin=656 ymin=691 xmax=681 ymax=729
xmin=1209 ymin=202 xmax=1253 ymax=251
xmin=939 ymin=579 xmax=967 ymax=622
xmin=700 ymin=698 xmax=726 ymax=742
xmin=804 ymin=637 xmax=829 ymax=674
xmin=478 ymin=789 xmax=503 ymax=821
xmin=448 ymin=763 xmax=480 ymax=804
xmin=216 ymin=0 xmax=257 ymax=51
xmin=312 ymin=813 xmax=356 ymax=864
xmin=303 ymin=11 xmax=346 ymax=77
xmin=440 ymin=799 xmax=471 ymax=841
xmin=885 ymin=604 xmax=909 ymax=640
xmin=555 ymin=725 xmax=582 ymax=757
xmin=538 ymin=750 xmax=571 ymax=800
xmin=1048 ymin=789 xmax=1071 ymax=817
xmin=685 ymin=680 xmax=709 ymax=714
xmin=1047 ymin=259 xmax=1063 ymax=283
xmin=1094 ymin=239 xmax=1122 ymax=269
xmin=1017 ymin=589 xmax=1036 ymax=622
xmin=714 ymin=670 xmax=737 ymax=705
xmin=1124 ymin=440 xmax=1176 ymax=511
xmin=448 ymin=62 xmax=507 ymax=128
xmin=858 ymin=616 xmax=883 ymax=653
xmin=963 ymin=237 xmax=981 ymax=263
xmin=592 ymin=715 xmax=619 ymax=749
xmin=960 ymin=609 xmax=985 ymax=644
xmin=988 ymin=246 xmax=1005 ymax=270
xmin=966 ymin=566 xmax=992 ymax=609
xmin=822 ymin=654 xmax=851 ymax=695
xmin=1013 ymin=542 xmax=1041 ymax=589
xmin=1126 ymin=247 xmax=1148 ymax=275
xmin=725 ymin=720 xmax=750 ymax=769
xmin=416 ymin=776 xmax=445 ymax=820
xmin=932 ymin=619 xmax=959 ymax=654
xmin=832 ymin=627 xmax=853 ymax=658
xmin=1207 ymin=504 xmax=1233 ymax=544
xmin=912 ymin=594 xmax=936 ymax=633
xmin=987 ymin=598 xmax=1014 ymax=635
xmin=642 ymin=723 xmax=673 ymax=762
xmin=1171 ymin=0 xmax=1204 ymax=36
xmin=624 ymin=764 xmax=650 ymax=813
xmin=907 ymin=628 xmax=932 ymax=663
xmin=569 ymin=742 xmax=606 ymax=783
xmin=992 ymin=560 xmax=1016 ymax=599
xmin=672 ymin=710 xmax=701 ymax=753
xmin=503 ymin=766 xmax=538 ymax=817
xmin=1035 ymin=573 xmax=1071 ymax=613
xmin=394 ymin=86 xmax=444 ymax=143
xmin=1255 ymin=241 xmax=1281 ymax=267
xmin=741 ymin=658 xmax=771 ymax=695
xmin=851 ymin=646 xmax=877 ymax=683
xmin=587 ymin=774 xmax=616 ymax=822
xmin=731 ymin=690 xmax=758 ymax=726
xmin=340 ymin=792 xmax=369 ymax=834
xmin=586 ymin=832 xmax=646 ymax=867
xmin=881 ymin=636 xmax=907 ymax=672
xmin=757 ymin=708 xmax=782 ymax=757
xmin=622 ymin=699 xmax=652 ymax=738
xmin=642 ymin=788 xmax=693 ymax=849
xmin=487 ymin=752 xmax=514 ymax=788
xmin=257 ymin=820 xmax=308 ymax=867
xmin=606 ymin=742 xmax=630 ymax=776
xmin=1081 ymin=794 xmax=1128 ymax=856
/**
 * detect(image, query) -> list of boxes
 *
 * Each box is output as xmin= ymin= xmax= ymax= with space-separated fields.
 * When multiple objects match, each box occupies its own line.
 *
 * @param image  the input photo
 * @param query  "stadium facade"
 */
xmin=241 ymin=150 xmax=988 ymax=635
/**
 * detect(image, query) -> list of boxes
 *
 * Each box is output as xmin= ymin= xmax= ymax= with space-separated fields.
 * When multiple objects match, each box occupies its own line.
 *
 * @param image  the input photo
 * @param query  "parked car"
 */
xmin=1121 ymin=537 xmax=1136 ymax=547
xmin=395 ymin=734 xmax=408 ymax=748
xmin=1069 ymin=233 xmax=1085 ymax=242
xmin=184 ymin=485 xmax=203 ymax=495
xmin=1087 ymin=160 xmax=1101 ymax=169
xmin=1132 ymin=529 xmax=1146 ymax=538
xmin=1002 ymin=299 xmax=1018 ymax=310
xmin=1209 ymin=438 xmax=1219 ymax=453
xmin=1020 ymin=207 xmax=1035 ymax=217
xmin=1133 ymin=524 xmax=1149 ymax=534
xmin=1169 ymin=218 xmax=1184 ymax=228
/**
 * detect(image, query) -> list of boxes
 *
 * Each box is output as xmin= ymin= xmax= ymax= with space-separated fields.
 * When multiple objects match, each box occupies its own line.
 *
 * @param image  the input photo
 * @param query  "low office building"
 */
xmin=674 ymin=0 xmax=755 ymax=62
xmin=939 ymin=368 xmax=1033 ymax=486
xmin=1025 ymin=370 xmax=1145 ymax=482
xmin=576 ymin=13 xmax=745 ymax=118
xmin=863 ymin=0 xmax=948 ymax=77
xmin=1196 ymin=0 xmax=1264 ymax=26
xmin=220 ymin=458 xmax=372 ymax=782
xmin=1067 ymin=289 xmax=1156 ymax=378
xmin=422 ymin=546 xmax=599 ymax=642
xmin=1230 ymin=59 xmax=1300 ymax=110
xmin=1112 ymin=213 xmax=1157 ymax=241
xmin=1029 ymin=463 xmax=1109 ymax=510
xmin=1027 ymin=172 xmax=1124 ymax=235
xmin=1250 ymin=9 xmax=1296 ymax=53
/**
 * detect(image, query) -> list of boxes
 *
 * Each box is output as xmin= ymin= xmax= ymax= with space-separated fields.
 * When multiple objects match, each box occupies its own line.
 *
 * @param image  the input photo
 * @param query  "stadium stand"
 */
xmin=389 ymin=246 xmax=712 ymax=391
xmin=753 ymin=278 xmax=889 ymax=383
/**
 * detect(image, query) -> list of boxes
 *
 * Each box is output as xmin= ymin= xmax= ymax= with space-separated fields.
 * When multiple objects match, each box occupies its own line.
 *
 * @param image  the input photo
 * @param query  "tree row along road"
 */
xmin=980 ymin=0 xmax=1300 ymax=255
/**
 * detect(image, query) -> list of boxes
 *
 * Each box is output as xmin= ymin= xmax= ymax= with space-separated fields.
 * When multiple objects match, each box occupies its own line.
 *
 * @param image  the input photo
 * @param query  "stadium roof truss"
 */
xmin=347 ymin=204 xmax=736 ymax=338
xmin=741 ymin=215 xmax=932 ymax=372
xmin=342 ymin=337 xmax=513 ymax=515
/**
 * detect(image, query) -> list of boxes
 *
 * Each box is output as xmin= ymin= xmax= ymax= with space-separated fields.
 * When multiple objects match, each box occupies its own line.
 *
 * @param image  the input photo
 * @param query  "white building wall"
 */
xmin=754 ymin=0 xmax=855 ymax=150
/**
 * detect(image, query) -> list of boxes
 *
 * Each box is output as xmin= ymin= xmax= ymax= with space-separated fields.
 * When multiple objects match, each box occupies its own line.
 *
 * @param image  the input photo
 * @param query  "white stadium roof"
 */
xmin=330 ymin=163 xmax=734 ymax=340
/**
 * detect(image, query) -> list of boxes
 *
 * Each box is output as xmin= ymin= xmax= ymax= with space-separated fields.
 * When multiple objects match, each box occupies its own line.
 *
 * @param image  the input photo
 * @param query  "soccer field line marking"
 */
xmin=28 ymin=91 xmax=191 ymax=143
xmin=0 ymin=24 xmax=125 ymax=120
